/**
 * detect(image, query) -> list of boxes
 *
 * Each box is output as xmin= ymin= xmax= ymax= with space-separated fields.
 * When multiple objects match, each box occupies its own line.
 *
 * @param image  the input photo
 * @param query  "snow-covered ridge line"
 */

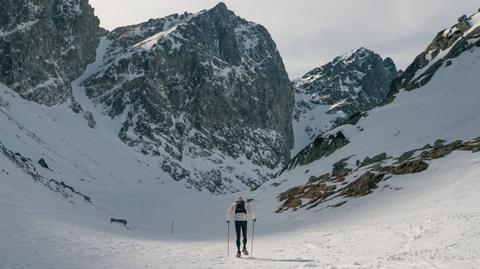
xmin=464 ymin=12 xmax=480 ymax=35
xmin=129 ymin=11 xmax=201 ymax=51
xmin=122 ymin=3 xmax=261 ymax=53
xmin=390 ymin=10 xmax=480 ymax=97
xmin=296 ymin=47 xmax=374 ymax=87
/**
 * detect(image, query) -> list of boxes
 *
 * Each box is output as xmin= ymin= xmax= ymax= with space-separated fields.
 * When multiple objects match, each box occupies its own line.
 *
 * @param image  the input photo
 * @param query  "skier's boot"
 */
xmin=242 ymin=247 xmax=249 ymax=256
xmin=236 ymin=251 xmax=241 ymax=258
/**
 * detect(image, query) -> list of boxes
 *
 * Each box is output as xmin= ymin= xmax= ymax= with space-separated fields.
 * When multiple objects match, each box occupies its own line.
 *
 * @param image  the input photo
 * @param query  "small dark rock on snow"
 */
xmin=38 ymin=158 xmax=49 ymax=169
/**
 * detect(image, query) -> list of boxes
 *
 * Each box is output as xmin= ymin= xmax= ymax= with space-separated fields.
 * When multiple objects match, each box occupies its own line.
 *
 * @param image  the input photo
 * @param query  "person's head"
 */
xmin=236 ymin=195 xmax=244 ymax=203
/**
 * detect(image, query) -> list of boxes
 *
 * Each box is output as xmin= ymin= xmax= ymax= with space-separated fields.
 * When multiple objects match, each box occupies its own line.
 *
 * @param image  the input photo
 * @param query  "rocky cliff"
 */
xmin=0 ymin=0 xmax=102 ymax=105
xmin=292 ymin=48 xmax=397 ymax=154
xmin=82 ymin=3 xmax=294 ymax=193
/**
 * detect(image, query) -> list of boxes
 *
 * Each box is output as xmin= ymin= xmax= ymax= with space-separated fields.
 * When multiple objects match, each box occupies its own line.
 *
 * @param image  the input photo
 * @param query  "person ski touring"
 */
xmin=226 ymin=196 xmax=256 ymax=258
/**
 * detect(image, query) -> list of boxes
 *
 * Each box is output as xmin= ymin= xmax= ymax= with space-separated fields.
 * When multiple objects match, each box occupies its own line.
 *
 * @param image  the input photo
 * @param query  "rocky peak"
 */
xmin=292 ymin=48 xmax=397 ymax=155
xmin=82 ymin=3 xmax=294 ymax=193
xmin=0 ymin=0 xmax=102 ymax=106
xmin=210 ymin=2 xmax=229 ymax=14
xmin=301 ymin=48 xmax=396 ymax=90
xmin=332 ymin=47 xmax=376 ymax=67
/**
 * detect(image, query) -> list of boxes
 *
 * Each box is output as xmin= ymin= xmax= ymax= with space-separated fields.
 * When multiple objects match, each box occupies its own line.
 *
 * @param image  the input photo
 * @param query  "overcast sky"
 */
xmin=89 ymin=0 xmax=480 ymax=78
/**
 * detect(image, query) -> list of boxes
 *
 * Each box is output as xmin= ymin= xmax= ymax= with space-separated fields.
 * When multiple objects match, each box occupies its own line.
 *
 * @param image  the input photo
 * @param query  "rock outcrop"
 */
xmin=292 ymin=48 xmax=397 ymax=153
xmin=387 ymin=11 xmax=480 ymax=100
xmin=284 ymin=132 xmax=349 ymax=171
xmin=0 ymin=0 xmax=102 ymax=105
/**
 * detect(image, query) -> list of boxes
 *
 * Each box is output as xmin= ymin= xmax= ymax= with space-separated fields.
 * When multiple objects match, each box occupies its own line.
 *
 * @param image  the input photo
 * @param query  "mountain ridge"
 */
xmin=270 ymin=9 xmax=480 ymax=213
xmin=292 ymin=47 xmax=397 ymax=155
xmin=77 ymin=2 xmax=294 ymax=193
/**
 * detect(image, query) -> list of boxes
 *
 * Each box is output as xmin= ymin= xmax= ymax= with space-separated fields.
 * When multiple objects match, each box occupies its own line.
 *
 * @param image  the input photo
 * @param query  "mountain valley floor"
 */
xmin=1 ymin=150 xmax=479 ymax=269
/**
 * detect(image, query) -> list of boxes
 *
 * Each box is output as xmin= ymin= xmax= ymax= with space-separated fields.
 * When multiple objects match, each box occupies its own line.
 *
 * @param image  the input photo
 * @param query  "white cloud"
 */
xmin=89 ymin=0 xmax=480 ymax=78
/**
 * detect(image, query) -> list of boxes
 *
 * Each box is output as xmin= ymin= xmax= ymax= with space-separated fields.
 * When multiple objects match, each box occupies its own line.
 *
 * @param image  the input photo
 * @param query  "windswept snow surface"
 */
xmin=2 ymin=149 xmax=480 ymax=268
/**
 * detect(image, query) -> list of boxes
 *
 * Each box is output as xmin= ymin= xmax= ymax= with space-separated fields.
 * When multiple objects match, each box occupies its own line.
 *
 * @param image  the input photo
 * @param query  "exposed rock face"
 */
xmin=341 ymin=172 xmax=385 ymax=198
xmin=0 ymin=0 xmax=101 ymax=105
xmin=420 ymin=140 xmax=465 ymax=160
xmin=332 ymin=158 xmax=352 ymax=177
xmin=292 ymin=48 xmax=397 ymax=153
xmin=284 ymin=131 xmax=349 ymax=171
xmin=392 ymin=160 xmax=429 ymax=175
xmin=296 ymin=48 xmax=397 ymax=116
xmin=387 ymin=11 xmax=480 ymax=99
xmin=277 ymin=180 xmax=336 ymax=213
xmin=83 ymin=3 xmax=294 ymax=193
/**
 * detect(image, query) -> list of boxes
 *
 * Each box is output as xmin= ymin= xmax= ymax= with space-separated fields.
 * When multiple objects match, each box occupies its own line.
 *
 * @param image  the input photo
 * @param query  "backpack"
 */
xmin=235 ymin=200 xmax=247 ymax=214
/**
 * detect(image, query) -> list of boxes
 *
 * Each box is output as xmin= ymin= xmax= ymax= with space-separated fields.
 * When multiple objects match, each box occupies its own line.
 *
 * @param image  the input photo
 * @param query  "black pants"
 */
xmin=235 ymin=221 xmax=247 ymax=251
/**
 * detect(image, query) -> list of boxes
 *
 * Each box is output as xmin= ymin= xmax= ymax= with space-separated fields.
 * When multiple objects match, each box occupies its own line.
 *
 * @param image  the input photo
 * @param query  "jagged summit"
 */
xmin=292 ymin=48 xmax=397 ymax=155
xmin=81 ymin=2 xmax=293 ymax=193
xmin=333 ymin=47 xmax=375 ymax=64
xmin=0 ymin=0 xmax=293 ymax=194
xmin=302 ymin=47 xmax=395 ymax=84
xmin=211 ymin=2 xmax=229 ymax=12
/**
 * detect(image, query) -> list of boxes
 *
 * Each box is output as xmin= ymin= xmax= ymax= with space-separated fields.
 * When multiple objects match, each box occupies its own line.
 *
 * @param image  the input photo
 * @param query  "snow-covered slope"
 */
xmin=2 ymin=127 xmax=480 ymax=268
xmin=269 ymin=9 xmax=480 ymax=214
xmin=0 ymin=81 xmax=227 ymax=234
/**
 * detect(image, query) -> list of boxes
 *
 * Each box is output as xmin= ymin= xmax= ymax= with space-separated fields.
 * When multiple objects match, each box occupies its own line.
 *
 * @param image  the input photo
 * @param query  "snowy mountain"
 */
xmin=80 ymin=3 xmax=294 ymax=193
xmin=0 ymin=1 xmax=294 ymax=194
xmin=0 ymin=1 xmax=480 ymax=269
xmin=292 ymin=48 xmax=397 ymax=155
xmin=269 ymin=10 xmax=480 ymax=214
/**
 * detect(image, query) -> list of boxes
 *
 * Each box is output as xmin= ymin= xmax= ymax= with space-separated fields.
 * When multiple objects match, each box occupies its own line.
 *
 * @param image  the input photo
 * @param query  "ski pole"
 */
xmin=251 ymin=221 xmax=255 ymax=257
xmin=227 ymin=221 xmax=230 ymax=257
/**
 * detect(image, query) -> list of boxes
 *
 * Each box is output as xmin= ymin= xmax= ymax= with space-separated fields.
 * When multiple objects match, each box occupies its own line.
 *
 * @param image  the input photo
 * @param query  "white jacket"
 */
xmin=226 ymin=199 xmax=255 ymax=221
